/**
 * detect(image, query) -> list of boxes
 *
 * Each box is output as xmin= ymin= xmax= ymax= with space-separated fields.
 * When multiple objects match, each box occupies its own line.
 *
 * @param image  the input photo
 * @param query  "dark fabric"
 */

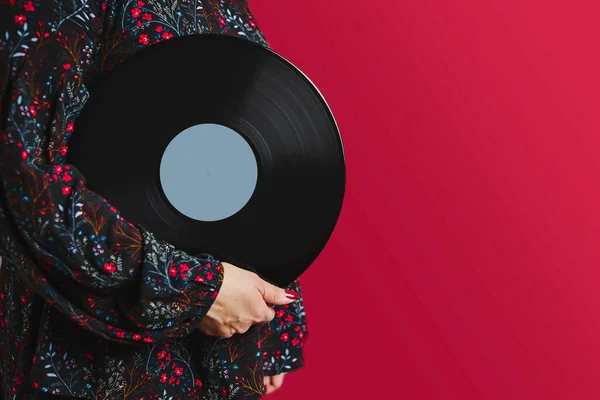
xmin=0 ymin=1 xmax=308 ymax=399
xmin=37 ymin=395 xmax=83 ymax=400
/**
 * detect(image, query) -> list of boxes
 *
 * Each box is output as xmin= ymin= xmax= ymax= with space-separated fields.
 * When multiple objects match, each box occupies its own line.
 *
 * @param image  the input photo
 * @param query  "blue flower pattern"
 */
xmin=0 ymin=1 xmax=308 ymax=398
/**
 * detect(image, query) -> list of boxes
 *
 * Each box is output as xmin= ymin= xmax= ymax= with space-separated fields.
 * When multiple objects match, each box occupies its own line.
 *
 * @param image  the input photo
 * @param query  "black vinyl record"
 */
xmin=68 ymin=34 xmax=345 ymax=288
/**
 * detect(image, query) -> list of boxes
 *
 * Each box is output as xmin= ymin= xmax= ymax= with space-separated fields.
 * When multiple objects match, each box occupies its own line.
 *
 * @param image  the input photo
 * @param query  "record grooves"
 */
xmin=68 ymin=34 xmax=345 ymax=287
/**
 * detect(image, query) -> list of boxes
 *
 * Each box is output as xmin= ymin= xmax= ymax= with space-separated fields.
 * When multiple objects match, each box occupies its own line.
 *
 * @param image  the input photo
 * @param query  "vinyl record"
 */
xmin=67 ymin=33 xmax=345 ymax=288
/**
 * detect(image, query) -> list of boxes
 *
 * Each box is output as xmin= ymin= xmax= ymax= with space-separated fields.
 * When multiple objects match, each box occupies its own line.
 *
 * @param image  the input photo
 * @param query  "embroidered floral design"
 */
xmin=0 ymin=1 xmax=306 ymax=399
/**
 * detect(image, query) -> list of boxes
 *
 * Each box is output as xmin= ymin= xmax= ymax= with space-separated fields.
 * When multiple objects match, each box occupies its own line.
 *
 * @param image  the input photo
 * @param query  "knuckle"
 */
xmin=253 ymin=308 xmax=267 ymax=323
xmin=250 ymin=271 xmax=260 ymax=284
xmin=248 ymin=303 xmax=263 ymax=323
xmin=250 ymin=314 xmax=261 ymax=325
xmin=238 ymin=325 xmax=250 ymax=334
xmin=264 ymin=308 xmax=275 ymax=323
xmin=232 ymin=323 xmax=250 ymax=335
xmin=220 ymin=329 xmax=233 ymax=338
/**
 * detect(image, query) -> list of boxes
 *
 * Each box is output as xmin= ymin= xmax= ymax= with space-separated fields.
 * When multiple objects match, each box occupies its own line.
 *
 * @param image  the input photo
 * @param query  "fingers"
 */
xmin=197 ymin=267 xmax=296 ymax=339
xmin=227 ymin=305 xmax=274 ymax=335
xmin=264 ymin=304 xmax=276 ymax=323
xmin=259 ymin=280 xmax=299 ymax=306
xmin=247 ymin=303 xmax=275 ymax=326
xmin=263 ymin=374 xmax=285 ymax=395
xmin=199 ymin=306 xmax=274 ymax=338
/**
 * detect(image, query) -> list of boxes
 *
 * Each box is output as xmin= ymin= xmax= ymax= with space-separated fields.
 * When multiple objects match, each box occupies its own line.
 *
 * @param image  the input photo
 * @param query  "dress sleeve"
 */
xmin=260 ymin=279 xmax=308 ymax=375
xmin=0 ymin=1 xmax=224 ymax=345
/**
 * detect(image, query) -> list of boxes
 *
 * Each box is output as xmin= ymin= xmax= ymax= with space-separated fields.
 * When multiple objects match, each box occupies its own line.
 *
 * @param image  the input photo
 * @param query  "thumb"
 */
xmin=260 ymin=281 xmax=299 ymax=305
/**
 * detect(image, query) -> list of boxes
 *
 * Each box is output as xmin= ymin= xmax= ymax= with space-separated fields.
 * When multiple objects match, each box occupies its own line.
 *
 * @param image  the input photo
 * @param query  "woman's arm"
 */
xmin=260 ymin=279 xmax=308 ymax=375
xmin=0 ymin=1 xmax=223 ymax=344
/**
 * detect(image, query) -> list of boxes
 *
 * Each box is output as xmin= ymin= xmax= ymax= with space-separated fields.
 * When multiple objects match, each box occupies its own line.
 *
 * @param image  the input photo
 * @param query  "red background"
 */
xmin=251 ymin=0 xmax=600 ymax=399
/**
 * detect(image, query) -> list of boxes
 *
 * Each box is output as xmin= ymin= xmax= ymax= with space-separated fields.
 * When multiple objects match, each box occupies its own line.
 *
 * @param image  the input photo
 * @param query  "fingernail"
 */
xmin=285 ymin=290 xmax=299 ymax=300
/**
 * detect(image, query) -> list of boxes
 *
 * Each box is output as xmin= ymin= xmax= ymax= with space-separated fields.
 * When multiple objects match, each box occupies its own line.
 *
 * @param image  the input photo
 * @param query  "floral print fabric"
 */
xmin=0 ymin=1 xmax=308 ymax=398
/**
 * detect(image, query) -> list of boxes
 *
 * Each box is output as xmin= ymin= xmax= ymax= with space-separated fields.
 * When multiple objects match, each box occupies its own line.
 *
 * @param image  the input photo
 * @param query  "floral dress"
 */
xmin=0 ymin=1 xmax=308 ymax=399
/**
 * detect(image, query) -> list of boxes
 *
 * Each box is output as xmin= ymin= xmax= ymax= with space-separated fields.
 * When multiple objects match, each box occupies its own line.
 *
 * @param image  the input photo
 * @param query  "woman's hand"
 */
xmin=198 ymin=262 xmax=299 ymax=338
xmin=263 ymin=374 xmax=285 ymax=395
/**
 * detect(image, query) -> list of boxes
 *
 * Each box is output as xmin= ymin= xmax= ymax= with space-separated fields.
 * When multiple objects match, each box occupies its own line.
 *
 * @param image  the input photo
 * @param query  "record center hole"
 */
xmin=159 ymin=123 xmax=258 ymax=222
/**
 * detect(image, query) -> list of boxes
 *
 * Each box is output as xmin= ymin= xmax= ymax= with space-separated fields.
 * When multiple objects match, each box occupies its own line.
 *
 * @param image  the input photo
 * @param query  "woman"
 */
xmin=0 ymin=0 xmax=308 ymax=398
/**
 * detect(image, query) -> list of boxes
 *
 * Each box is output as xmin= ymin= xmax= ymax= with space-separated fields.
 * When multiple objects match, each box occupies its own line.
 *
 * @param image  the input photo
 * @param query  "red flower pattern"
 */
xmin=14 ymin=14 xmax=26 ymax=25
xmin=138 ymin=33 xmax=149 ymax=45
xmin=103 ymin=261 xmax=117 ymax=274
xmin=0 ymin=1 xmax=307 ymax=399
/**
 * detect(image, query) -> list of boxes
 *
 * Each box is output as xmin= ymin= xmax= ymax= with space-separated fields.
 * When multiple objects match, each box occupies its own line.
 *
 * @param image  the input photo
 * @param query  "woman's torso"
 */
xmin=0 ymin=1 xmax=273 ymax=399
